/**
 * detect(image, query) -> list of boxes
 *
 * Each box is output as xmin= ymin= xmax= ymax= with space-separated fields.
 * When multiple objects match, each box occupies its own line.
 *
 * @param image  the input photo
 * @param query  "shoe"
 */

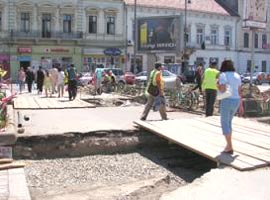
xmin=162 ymin=117 xmax=169 ymax=120
xmin=221 ymin=150 xmax=234 ymax=154
xmin=140 ymin=117 xmax=146 ymax=121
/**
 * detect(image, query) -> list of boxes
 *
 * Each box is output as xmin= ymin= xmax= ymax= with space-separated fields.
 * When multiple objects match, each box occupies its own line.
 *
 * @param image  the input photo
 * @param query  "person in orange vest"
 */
xmin=140 ymin=62 xmax=168 ymax=121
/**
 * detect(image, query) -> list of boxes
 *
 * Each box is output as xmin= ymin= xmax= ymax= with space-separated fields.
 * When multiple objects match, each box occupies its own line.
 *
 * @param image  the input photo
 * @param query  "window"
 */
xmin=224 ymin=28 xmax=231 ymax=46
xmin=247 ymin=60 xmax=251 ymax=72
xmin=107 ymin=16 xmax=115 ymax=35
xmin=185 ymin=27 xmax=191 ymax=44
xmin=196 ymin=27 xmax=204 ymax=44
xmin=0 ymin=13 xmax=2 ymax=31
xmin=255 ymin=33 xmax=259 ymax=48
xmin=21 ymin=12 xmax=30 ymax=33
xmin=210 ymin=28 xmax=218 ymax=45
xmin=42 ymin=14 xmax=51 ymax=38
xmin=244 ymin=33 xmax=249 ymax=48
xmin=262 ymin=34 xmax=267 ymax=48
xmin=89 ymin=16 xmax=97 ymax=34
xmin=262 ymin=61 xmax=267 ymax=72
xmin=63 ymin=15 xmax=72 ymax=33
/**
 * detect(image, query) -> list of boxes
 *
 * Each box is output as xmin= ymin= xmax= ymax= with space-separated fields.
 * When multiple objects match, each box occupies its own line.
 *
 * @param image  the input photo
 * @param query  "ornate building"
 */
xmin=0 ymin=0 xmax=125 ymax=80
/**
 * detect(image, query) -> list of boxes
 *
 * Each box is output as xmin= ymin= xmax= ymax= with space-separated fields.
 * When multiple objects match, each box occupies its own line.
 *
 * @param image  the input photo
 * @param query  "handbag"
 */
xmin=147 ymin=82 xmax=159 ymax=96
xmin=217 ymin=85 xmax=232 ymax=100
xmin=147 ymin=71 xmax=159 ymax=96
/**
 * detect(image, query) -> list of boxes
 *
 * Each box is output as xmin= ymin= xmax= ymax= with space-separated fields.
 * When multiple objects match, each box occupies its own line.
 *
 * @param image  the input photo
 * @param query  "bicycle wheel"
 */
xmin=182 ymin=92 xmax=193 ymax=110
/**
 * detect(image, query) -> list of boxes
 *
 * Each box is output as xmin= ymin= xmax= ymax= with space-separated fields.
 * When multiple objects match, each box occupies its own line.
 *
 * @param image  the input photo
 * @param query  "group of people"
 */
xmin=141 ymin=60 xmax=244 ymax=154
xmin=17 ymin=64 xmax=78 ymax=101
xmin=94 ymin=69 xmax=116 ymax=94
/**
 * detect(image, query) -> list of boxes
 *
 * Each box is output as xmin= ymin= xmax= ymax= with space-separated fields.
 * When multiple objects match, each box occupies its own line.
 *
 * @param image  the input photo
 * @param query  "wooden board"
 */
xmin=0 ymin=162 xmax=25 ymax=170
xmin=134 ymin=117 xmax=270 ymax=171
xmin=13 ymin=96 xmax=95 ymax=109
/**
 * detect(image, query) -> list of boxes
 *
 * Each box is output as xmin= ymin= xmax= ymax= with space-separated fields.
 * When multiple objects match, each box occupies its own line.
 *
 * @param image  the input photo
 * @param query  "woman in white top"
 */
xmin=57 ymin=68 xmax=65 ymax=98
xmin=218 ymin=60 xmax=244 ymax=154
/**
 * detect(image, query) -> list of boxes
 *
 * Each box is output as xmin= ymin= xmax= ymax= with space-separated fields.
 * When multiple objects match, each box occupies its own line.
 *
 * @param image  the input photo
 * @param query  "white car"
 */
xmin=78 ymin=72 xmax=93 ymax=86
xmin=135 ymin=70 xmax=181 ymax=89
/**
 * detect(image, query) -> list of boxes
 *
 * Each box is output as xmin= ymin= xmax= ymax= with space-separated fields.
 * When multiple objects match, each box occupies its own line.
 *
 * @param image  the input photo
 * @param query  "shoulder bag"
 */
xmin=147 ymin=71 xmax=159 ymax=96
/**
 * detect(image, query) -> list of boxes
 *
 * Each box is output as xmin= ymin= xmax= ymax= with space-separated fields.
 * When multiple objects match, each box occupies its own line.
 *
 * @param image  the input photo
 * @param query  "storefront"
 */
xmin=0 ymin=54 xmax=10 ymax=78
xmin=83 ymin=48 xmax=125 ymax=72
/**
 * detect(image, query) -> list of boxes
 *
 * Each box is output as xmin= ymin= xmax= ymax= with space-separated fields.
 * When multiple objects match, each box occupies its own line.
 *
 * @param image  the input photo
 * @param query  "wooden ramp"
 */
xmin=134 ymin=116 xmax=270 ymax=171
xmin=13 ymin=96 xmax=95 ymax=109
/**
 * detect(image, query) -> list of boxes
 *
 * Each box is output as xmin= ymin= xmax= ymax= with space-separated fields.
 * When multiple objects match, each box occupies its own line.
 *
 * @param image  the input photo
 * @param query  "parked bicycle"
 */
xmin=168 ymin=85 xmax=199 ymax=110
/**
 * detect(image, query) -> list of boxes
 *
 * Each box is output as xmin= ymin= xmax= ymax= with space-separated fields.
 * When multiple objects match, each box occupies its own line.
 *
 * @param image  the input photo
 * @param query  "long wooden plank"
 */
xmin=134 ymin=120 xmax=267 ymax=171
xmin=195 ymin=117 xmax=270 ymax=140
xmin=184 ymin=119 xmax=270 ymax=149
xmin=151 ymin=120 xmax=270 ymax=164
xmin=194 ymin=117 xmax=270 ymax=147
xmin=209 ymin=116 xmax=270 ymax=136
xmin=161 ymin=120 xmax=270 ymax=163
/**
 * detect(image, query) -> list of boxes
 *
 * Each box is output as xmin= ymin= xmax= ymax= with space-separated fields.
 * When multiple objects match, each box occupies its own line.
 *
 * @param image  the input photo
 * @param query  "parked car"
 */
xmin=135 ymin=70 xmax=182 ymax=89
xmin=77 ymin=72 xmax=93 ymax=86
xmin=182 ymin=70 xmax=196 ymax=83
xmin=242 ymin=72 xmax=270 ymax=85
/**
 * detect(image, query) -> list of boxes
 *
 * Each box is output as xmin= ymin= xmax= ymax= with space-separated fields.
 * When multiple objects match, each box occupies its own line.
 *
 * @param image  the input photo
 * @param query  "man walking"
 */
xmin=140 ymin=62 xmax=168 ymax=121
xmin=202 ymin=61 xmax=219 ymax=117
xmin=67 ymin=64 xmax=77 ymax=101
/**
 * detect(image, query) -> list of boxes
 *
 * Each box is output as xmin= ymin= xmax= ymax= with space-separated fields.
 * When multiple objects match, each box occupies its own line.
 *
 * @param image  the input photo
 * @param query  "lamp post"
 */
xmin=133 ymin=0 xmax=137 ymax=73
xmin=182 ymin=0 xmax=191 ymax=73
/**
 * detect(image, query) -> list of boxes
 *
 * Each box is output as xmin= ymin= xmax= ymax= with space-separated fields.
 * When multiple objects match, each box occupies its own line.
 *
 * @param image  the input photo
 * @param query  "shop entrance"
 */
xmin=20 ymin=61 xmax=31 ymax=71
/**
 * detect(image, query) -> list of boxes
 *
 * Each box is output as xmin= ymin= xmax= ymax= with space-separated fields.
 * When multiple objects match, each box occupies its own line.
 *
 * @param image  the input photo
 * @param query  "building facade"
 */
xmin=0 ymin=0 xmax=125 ymax=81
xmin=124 ymin=0 xmax=239 ymax=74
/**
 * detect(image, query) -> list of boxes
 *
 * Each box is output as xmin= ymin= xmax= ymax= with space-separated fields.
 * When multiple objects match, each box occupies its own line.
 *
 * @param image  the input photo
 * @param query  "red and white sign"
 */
xmin=18 ymin=47 xmax=32 ymax=53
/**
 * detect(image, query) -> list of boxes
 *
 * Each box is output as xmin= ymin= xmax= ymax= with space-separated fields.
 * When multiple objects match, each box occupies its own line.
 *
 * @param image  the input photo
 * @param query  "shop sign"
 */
xmin=0 ymin=55 xmax=9 ymax=61
xmin=103 ymin=48 xmax=121 ymax=56
xmin=17 ymin=56 xmax=32 ymax=62
xmin=18 ymin=47 xmax=32 ymax=53
xmin=44 ymin=48 xmax=70 ymax=53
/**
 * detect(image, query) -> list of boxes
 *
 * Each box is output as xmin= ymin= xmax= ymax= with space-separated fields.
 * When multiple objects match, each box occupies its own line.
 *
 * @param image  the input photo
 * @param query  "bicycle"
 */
xmin=168 ymin=85 xmax=199 ymax=110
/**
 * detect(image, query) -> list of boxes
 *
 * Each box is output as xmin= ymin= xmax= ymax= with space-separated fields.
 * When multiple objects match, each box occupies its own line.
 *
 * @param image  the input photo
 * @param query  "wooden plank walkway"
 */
xmin=13 ymin=96 xmax=95 ymax=109
xmin=134 ymin=116 xmax=270 ymax=171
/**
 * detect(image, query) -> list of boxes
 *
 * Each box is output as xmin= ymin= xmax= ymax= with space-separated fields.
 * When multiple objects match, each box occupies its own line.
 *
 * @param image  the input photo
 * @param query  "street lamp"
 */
xmin=182 ymin=0 xmax=191 ymax=73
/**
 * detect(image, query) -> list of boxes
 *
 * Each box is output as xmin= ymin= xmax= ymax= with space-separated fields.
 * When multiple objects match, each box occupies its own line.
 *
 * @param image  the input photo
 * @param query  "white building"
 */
xmin=124 ymin=0 xmax=239 ymax=73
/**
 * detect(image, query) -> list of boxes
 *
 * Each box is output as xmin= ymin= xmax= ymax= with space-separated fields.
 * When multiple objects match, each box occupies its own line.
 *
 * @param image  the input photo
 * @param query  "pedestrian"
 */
xmin=57 ymin=67 xmax=65 ymax=98
xmin=50 ymin=67 xmax=58 ymax=94
xmin=67 ymin=64 xmax=77 ymax=101
xmin=192 ymin=63 xmax=203 ymax=94
xmin=36 ymin=66 xmax=45 ymax=94
xmin=25 ymin=67 xmax=35 ymax=93
xmin=17 ymin=67 xmax=26 ymax=93
xmin=95 ymin=68 xmax=103 ymax=94
xmin=202 ymin=61 xmax=219 ymax=117
xmin=44 ymin=70 xmax=52 ymax=97
xmin=140 ymin=62 xmax=168 ymax=121
xmin=218 ymin=60 xmax=243 ymax=154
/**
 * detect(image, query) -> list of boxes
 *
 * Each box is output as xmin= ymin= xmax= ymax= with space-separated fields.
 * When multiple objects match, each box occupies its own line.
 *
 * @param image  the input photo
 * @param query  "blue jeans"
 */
xmin=220 ymin=98 xmax=240 ymax=135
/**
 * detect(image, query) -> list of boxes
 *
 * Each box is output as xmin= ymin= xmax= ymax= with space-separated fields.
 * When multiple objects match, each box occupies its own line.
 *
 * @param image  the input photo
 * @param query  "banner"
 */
xmin=137 ymin=17 xmax=180 ymax=51
xmin=243 ymin=0 xmax=267 ymax=29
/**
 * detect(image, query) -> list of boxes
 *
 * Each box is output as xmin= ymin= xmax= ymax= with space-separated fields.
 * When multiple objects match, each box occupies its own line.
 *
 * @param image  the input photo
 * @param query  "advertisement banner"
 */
xmin=138 ymin=17 xmax=179 ymax=51
xmin=243 ymin=0 xmax=267 ymax=29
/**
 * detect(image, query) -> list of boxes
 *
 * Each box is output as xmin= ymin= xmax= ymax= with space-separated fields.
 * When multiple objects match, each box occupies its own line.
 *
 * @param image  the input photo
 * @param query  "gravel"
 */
xmin=24 ymin=152 xmax=186 ymax=190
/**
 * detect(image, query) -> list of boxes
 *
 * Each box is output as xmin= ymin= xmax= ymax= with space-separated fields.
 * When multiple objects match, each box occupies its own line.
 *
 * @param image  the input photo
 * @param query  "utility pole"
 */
xmin=133 ymin=0 xmax=137 ymax=73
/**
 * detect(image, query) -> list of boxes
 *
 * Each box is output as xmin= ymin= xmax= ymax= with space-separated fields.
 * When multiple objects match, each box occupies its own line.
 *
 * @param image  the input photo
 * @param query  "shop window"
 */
xmin=107 ymin=16 xmax=115 ymax=35
xmin=63 ymin=15 xmax=72 ymax=33
xmin=164 ymin=56 xmax=175 ymax=64
xmin=89 ymin=16 xmax=97 ymax=34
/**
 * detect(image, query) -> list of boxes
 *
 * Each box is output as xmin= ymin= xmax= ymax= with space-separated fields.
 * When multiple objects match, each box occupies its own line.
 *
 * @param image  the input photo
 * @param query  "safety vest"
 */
xmin=149 ymin=69 xmax=164 ymax=89
xmin=202 ymin=68 xmax=219 ymax=90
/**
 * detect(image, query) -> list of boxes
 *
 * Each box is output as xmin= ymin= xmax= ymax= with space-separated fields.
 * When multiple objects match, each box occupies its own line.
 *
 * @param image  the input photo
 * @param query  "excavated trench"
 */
xmin=14 ymin=129 xmax=216 ymax=199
